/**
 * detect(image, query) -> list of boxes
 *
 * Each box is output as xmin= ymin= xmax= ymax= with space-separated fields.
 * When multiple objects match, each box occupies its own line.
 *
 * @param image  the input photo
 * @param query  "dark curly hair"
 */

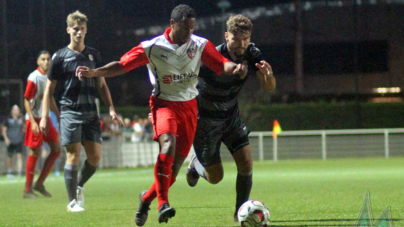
xmin=37 ymin=50 xmax=50 ymax=59
xmin=171 ymin=4 xmax=196 ymax=22
xmin=226 ymin=14 xmax=253 ymax=34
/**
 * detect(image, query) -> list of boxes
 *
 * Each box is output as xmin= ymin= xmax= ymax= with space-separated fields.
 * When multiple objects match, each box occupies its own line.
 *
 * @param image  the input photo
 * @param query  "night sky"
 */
xmin=6 ymin=0 xmax=285 ymax=25
xmin=3 ymin=0 xmax=284 ymax=106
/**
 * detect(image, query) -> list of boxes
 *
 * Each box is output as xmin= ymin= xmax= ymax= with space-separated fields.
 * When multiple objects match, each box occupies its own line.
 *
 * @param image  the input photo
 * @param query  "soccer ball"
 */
xmin=237 ymin=200 xmax=270 ymax=227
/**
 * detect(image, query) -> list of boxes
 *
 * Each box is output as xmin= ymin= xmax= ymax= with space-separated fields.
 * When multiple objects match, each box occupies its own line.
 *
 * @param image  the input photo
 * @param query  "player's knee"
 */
xmin=30 ymin=148 xmax=41 ymax=157
xmin=208 ymin=174 xmax=223 ymax=184
xmin=206 ymin=170 xmax=224 ymax=184
xmin=237 ymin=159 xmax=253 ymax=173
xmin=159 ymin=140 xmax=176 ymax=156
xmin=88 ymin=154 xmax=101 ymax=165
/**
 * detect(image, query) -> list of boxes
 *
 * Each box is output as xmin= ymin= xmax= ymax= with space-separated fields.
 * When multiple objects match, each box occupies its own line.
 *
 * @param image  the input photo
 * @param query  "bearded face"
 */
xmin=225 ymin=31 xmax=251 ymax=60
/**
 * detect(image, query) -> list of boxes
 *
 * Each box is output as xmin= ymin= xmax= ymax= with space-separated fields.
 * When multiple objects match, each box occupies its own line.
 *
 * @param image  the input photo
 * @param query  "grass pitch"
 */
xmin=0 ymin=157 xmax=403 ymax=226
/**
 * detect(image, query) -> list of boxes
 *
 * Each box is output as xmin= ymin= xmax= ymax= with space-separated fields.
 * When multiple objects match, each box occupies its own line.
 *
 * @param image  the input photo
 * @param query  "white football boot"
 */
xmin=67 ymin=199 xmax=85 ymax=212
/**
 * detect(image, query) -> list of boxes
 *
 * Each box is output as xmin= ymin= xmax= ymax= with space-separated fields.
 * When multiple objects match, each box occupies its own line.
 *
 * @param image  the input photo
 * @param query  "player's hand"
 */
xmin=75 ymin=66 xmax=93 ymax=81
xmin=233 ymin=62 xmax=248 ymax=79
xmin=39 ymin=117 xmax=49 ymax=136
xmin=4 ymin=138 xmax=10 ymax=146
xmin=31 ymin=121 xmax=40 ymax=135
xmin=256 ymin=60 xmax=273 ymax=83
xmin=110 ymin=110 xmax=123 ymax=126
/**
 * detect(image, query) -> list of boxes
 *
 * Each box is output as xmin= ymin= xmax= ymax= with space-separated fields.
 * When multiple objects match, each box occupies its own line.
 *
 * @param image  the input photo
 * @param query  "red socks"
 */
xmin=24 ymin=155 xmax=38 ymax=193
xmin=142 ymin=175 xmax=177 ymax=204
xmin=36 ymin=151 xmax=60 ymax=185
xmin=143 ymin=154 xmax=174 ymax=209
xmin=24 ymin=151 xmax=60 ymax=193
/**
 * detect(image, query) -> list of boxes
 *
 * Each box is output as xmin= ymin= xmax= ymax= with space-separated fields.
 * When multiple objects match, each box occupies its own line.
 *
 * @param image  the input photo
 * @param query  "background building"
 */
xmin=1 ymin=0 xmax=404 ymax=117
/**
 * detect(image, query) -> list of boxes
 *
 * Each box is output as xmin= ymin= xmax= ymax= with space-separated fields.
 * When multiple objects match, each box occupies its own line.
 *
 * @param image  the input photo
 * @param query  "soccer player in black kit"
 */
xmin=186 ymin=14 xmax=276 ymax=221
xmin=40 ymin=10 xmax=122 ymax=212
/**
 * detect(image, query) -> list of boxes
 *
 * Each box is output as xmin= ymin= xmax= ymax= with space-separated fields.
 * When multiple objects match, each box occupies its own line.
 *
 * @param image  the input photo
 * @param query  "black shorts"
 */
xmin=60 ymin=115 xmax=102 ymax=146
xmin=193 ymin=108 xmax=250 ymax=167
xmin=7 ymin=143 xmax=24 ymax=157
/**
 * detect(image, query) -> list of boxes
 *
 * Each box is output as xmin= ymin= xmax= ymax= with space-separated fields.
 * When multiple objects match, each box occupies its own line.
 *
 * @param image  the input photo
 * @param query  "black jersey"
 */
xmin=197 ymin=43 xmax=263 ymax=119
xmin=49 ymin=46 xmax=102 ymax=120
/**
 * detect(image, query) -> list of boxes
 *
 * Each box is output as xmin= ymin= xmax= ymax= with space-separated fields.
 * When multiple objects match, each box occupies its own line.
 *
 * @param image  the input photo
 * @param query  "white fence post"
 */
xmin=322 ymin=131 xmax=326 ymax=160
xmin=384 ymin=130 xmax=389 ymax=158
xmin=259 ymin=133 xmax=264 ymax=161
xmin=273 ymin=136 xmax=278 ymax=162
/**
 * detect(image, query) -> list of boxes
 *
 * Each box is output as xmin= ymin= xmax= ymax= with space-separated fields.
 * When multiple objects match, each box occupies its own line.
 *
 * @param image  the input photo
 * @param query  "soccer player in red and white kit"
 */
xmin=76 ymin=4 xmax=247 ymax=225
xmin=23 ymin=50 xmax=61 ymax=198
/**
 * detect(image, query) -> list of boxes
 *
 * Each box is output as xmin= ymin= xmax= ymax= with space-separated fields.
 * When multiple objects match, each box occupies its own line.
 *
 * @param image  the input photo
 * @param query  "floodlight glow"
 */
xmin=372 ymin=87 xmax=401 ymax=94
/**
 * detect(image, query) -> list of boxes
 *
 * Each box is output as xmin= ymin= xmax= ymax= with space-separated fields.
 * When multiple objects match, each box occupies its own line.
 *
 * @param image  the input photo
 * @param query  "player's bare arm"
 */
xmin=256 ymin=60 xmax=276 ymax=92
xmin=76 ymin=61 xmax=126 ymax=80
xmin=95 ymin=77 xmax=123 ymax=126
xmin=1 ymin=125 xmax=10 ymax=146
xmin=49 ymin=94 xmax=60 ymax=123
xmin=24 ymin=98 xmax=40 ymax=135
xmin=223 ymin=61 xmax=248 ymax=78
xmin=39 ymin=79 xmax=57 ymax=135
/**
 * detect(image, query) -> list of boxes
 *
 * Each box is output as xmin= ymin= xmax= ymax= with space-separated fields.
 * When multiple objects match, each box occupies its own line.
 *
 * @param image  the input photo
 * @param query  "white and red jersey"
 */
xmin=119 ymin=28 xmax=229 ymax=102
xmin=24 ymin=67 xmax=48 ymax=120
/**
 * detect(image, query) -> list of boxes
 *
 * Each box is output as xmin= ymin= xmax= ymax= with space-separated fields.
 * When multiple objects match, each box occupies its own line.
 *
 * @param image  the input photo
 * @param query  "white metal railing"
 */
xmin=249 ymin=128 xmax=404 ymax=161
xmin=2 ymin=128 xmax=404 ymax=173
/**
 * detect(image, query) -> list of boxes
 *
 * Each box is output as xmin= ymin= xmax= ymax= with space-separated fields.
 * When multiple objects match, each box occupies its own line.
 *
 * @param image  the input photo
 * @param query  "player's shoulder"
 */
xmin=142 ymin=34 xmax=165 ymax=49
xmin=85 ymin=46 xmax=101 ymax=55
xmin=190 ymin=34 xmax=208 ymax=46
xmin=27 ymin=69 xmax=41 ymax=80
xmin=216 ymin=43 xmax=227 ymax=53
xmin=52 ymin=46 xmax=70 ymax=60
xmin=190 ymin=34 xmax=207 ymax=42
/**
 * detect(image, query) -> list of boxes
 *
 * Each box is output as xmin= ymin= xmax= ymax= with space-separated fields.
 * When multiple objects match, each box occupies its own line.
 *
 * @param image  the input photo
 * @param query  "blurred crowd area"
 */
xmin=100 ymin=114 xmax=154 ymax=143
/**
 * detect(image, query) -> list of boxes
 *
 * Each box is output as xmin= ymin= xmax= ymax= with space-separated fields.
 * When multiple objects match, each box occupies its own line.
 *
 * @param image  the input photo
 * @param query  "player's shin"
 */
xmin=36 ymin=151 xmax=60 ymax=185
xmin=78 ymin=160 xmax=98 ymax=187
xmin=64 ymin=163 xmax=79 ymax=202
xmin=235 ymin=170 xmax=253 ymax=213
xmin=155 ymin=154 xmax=174 ymax=209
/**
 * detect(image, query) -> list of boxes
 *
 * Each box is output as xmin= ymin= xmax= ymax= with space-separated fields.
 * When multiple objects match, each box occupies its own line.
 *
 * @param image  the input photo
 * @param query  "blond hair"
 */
xmin=226 ymin=14 xmax=253 ymax=34
xmin=66 ymin=10 xmax=88 ymax=27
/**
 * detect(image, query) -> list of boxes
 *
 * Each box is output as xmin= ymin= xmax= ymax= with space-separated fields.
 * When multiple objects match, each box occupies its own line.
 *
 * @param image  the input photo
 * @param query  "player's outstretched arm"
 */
xmin=223 ymin=61 xmax=248 ymax=78
xmin=256 ymin=60 xmax=276 ymax=92
xmin=202 ymin=40 xmax=247 ymax=78
xmin=95 ymin=77 xmax=123 ymax=126
xmin=76 ymin=61 xmax=126 ymax=80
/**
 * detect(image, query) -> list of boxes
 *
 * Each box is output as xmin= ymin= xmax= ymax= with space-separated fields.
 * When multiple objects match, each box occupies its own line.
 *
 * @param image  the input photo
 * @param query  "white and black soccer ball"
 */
xmin=238 ymin=200 xmax=270 ymax=227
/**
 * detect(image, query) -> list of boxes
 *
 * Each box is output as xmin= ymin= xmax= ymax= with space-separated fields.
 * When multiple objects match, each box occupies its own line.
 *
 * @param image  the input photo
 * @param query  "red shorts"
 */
xmin=25 ymin=118 xmax=59 ymax=149
xmin=150 ymin=97 xmax=198 ymax=157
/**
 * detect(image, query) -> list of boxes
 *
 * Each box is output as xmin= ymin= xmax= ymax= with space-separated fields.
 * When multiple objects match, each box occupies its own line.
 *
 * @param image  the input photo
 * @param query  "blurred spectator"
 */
xmin=121 ymin=118 xmax=135 ymax=142
xmin=100 ymin=114 xmax=112 ymax=133
xmin=131 ymin=114 xmax=140 ymax=128
xmin=2 ymin=105 xmax=25 ymax=177
xmin=110 ymin=114 xmax=123 ymax=136
xmin=132 ymin=118 xmax=144 ymax=142
xmin=143 ymin=117 xmax=154 ymax=142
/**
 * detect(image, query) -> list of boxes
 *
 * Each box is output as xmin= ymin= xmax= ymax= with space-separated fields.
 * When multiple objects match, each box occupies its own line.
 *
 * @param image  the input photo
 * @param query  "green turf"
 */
xmin=1 ymin=157 xmax=403 ymax=226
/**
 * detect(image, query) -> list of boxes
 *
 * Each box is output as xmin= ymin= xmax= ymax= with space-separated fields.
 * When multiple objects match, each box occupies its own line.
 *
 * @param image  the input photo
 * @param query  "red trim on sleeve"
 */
xmin=201 ymin=41 xmax=229 ymax=75
xmin=119 ymin=43 xmax=150 ymax=72
xmin=24 ymin=80 xmax=37 ymax=100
